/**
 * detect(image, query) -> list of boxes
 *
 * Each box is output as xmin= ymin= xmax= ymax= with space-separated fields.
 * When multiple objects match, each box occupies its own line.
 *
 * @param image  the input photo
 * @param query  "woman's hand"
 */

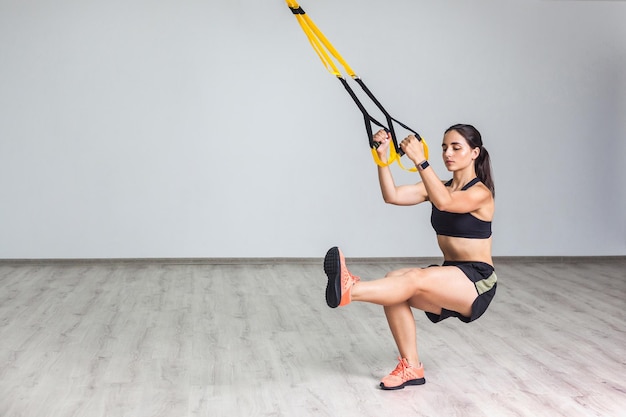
xmin=373 ymin=129 xmax=391 ymax=162
xmin=400 ymin=135 xmax=426 ymax=165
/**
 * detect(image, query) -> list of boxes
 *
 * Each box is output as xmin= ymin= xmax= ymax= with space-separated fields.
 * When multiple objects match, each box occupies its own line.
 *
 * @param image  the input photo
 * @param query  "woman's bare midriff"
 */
xmin=437 ymin=235 xmax=493 ymax=266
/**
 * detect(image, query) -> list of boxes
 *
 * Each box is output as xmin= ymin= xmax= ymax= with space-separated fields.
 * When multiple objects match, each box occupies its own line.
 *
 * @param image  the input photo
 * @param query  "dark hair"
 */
xmin=445 ymin=124 xmax=495 ymax=197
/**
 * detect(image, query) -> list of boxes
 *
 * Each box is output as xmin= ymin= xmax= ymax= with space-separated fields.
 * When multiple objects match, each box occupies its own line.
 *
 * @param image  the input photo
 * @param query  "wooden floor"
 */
xmin=0 ymin=257 xmax=624 ymax=417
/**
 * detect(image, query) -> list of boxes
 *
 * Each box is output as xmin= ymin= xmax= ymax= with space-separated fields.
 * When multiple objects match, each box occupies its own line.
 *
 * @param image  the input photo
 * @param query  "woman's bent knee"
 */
xmin=384 ymin=268 xmax=413 ymax=278
xmin=384 ymin=268 xmax=434 ymax=299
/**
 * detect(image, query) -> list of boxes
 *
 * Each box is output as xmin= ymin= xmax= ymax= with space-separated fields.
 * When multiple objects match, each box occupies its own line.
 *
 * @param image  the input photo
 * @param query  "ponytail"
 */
xmin=475 ymin=146 xmax=495 ymax=197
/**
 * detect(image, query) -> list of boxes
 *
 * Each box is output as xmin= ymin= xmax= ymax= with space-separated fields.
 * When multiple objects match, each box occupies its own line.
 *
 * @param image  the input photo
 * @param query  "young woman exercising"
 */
xmin=324 ymin=124 xmax=497 ymax=390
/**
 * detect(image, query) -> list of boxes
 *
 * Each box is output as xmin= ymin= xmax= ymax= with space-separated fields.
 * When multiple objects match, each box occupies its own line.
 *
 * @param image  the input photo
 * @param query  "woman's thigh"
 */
xmin=407 ymin=265 xmax=477 ymax=317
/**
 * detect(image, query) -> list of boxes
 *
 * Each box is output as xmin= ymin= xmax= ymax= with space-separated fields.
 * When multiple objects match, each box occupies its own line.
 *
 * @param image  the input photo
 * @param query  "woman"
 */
xmin=323 ymin=124 xmax=497 ymax=390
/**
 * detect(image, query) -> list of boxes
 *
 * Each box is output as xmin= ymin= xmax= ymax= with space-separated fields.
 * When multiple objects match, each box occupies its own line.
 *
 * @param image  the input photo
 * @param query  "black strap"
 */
xmin=462 ymin=178 xmax=481 ymax=190
xmin=340 ymin=76 xmax=422 ymax=156
xmin=445 ymin=178 xmax=481 ymax=190
xmin=337 ymin=77 xmax=386 ymax=148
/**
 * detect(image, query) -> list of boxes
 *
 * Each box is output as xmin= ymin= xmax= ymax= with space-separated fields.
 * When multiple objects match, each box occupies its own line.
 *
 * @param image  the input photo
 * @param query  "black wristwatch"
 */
xmin=417 ymin=160 xmax=430 ymax=171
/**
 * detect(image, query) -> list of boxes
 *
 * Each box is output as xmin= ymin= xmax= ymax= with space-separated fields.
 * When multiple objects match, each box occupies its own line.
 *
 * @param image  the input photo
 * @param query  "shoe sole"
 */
xmin=379 ymin=377 xmax=426 ymax=390
xmin=323 ymin=246 xmax=341 ymax=308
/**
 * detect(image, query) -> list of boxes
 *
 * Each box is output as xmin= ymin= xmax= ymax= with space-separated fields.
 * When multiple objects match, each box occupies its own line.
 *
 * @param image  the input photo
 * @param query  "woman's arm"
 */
xmin=373 ymin=130 xmax=428 ymax=206
xmin=418 ymin=164 xmax=490 ymax=213
xmin=400 ymin=135 xmax=491 ymax=213
xmin=378 ymin=165 xmax=428 ymax=206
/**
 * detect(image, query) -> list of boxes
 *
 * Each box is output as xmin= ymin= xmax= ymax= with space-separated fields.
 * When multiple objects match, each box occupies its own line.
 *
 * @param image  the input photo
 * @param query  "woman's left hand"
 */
xmin=400 ymin=135 xmax=426 ymax=164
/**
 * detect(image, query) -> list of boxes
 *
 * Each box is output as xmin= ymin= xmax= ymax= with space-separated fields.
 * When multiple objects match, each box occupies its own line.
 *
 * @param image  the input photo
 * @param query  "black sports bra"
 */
xmin=430 ymin=178 xmax=492 ymax=239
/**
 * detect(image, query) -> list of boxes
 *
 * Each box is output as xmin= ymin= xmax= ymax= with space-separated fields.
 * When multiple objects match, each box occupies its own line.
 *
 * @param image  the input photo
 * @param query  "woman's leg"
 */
xmin=381 ymin=267 xmax=461 ymax=366
xmin=377 ymin=267 xmax=477 ymax=389
xmin=351 ymin=266 xmax=477 ymax=317
xmin=379 ymin=269 xmax=422 ymax=366
xmin=324 ymin=247 xmax=476 ymax=314
xmin=384 ymin=302 xmax=419 ymax=364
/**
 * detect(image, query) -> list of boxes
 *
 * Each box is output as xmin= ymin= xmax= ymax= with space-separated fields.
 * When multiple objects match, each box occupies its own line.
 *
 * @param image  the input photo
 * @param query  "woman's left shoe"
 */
xmin=380 ymin=357 xmax=426 ymax=390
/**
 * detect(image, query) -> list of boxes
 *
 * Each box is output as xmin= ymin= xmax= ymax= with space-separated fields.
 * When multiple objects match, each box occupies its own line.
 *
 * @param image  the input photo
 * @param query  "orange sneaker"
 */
xmin=379 ymin=357 xmax=426 ymax=390
xmin=323 ymin=246 xmax=360 ymax=308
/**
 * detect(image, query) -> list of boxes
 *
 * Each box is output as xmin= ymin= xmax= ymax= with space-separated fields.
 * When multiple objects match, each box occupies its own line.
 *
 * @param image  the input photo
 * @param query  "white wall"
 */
xmin=1 ymin=0 xmax=624 ymax=259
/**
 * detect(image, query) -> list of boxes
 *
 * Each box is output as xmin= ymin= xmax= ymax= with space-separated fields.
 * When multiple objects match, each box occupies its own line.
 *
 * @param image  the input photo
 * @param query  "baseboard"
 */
xmin=0 ymin=255 xmax=624 ymax=266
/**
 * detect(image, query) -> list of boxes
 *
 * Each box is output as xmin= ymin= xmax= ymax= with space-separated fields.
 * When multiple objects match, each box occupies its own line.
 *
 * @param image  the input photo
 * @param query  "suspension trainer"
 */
xmin=285 ymin=0 xmax=428 ymax=171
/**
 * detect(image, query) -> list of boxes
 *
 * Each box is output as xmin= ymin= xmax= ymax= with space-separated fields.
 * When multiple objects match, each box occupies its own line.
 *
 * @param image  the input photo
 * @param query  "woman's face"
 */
xmin=441 ymin=130 xmax=479 ymax=172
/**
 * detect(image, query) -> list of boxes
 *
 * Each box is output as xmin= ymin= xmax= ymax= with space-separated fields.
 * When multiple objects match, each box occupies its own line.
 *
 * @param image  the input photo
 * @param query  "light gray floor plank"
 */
xmin=0 ymin=259 xmax=624 ymax=417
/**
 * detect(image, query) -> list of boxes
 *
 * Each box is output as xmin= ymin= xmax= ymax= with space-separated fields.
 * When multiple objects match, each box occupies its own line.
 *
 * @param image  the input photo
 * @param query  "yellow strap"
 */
xmin=371 ymin=148 xmax=395 ymax=168
xmin=370 ymin=139 xmax=429 ymax=172
xmin=396 ymin=157 xmax=418 ymax=173
xmin=289 ymin=2 xmax=354 ymax=78
xmin=299 ymin=13 xmax=356 ymax=78
xmin=294 ymin=14 xmax=342 ymax=77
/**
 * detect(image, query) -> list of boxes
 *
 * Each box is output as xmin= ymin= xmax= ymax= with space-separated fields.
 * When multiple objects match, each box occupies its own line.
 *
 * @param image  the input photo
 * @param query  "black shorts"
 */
xmin=425 ymin=261 xmax=497 ymax=324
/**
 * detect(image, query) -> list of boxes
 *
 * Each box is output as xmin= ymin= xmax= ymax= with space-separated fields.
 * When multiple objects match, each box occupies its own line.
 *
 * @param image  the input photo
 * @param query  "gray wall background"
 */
xmin=1 ymin=0 xmax=625 ymax=259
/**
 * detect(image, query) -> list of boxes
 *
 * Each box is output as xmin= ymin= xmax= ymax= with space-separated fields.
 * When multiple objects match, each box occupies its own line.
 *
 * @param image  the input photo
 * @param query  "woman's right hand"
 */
xmin=373 ymin=129 xmax=391 ymax=162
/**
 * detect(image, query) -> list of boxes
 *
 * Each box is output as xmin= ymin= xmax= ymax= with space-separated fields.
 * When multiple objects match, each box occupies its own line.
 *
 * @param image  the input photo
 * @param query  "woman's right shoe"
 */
xmin=323 ymin=246 xmax=359 ymax=308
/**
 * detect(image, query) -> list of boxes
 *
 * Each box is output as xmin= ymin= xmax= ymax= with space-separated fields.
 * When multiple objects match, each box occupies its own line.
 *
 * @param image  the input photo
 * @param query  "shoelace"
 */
xmin=390 ymin=357 xmax=410 ymax=376
xmin=340 ymin=262 xmax=360 ymax=287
